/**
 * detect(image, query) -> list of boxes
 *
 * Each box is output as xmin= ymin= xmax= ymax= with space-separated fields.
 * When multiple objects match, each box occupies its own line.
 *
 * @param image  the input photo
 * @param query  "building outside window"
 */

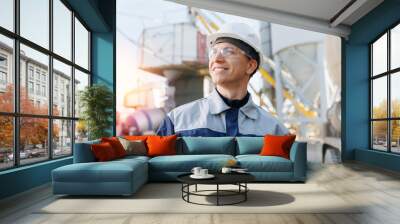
xmin=42 ymin=85 xmax=46 ymax=97
xmin=36 ymin=83 xmax=40 ymax=95
xmin=35 ymin=70 xmax=40 ymax=81
xmin=41 ymin=73 xmax=46 ymax=83
xmin=28 ymin=66 xmax=34 ymax=79
xmin=0 ymin=54 xmax=7 ymax=88
xmin=0 ymin=71 xmax=6 ymax=85
xmin=28 ymin=81 xmax=34 ymax=94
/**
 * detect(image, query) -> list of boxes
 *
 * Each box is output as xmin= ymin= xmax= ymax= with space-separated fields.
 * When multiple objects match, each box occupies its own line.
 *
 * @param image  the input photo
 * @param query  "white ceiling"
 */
xmin=166 ymin=0 xmax=384 ymax=38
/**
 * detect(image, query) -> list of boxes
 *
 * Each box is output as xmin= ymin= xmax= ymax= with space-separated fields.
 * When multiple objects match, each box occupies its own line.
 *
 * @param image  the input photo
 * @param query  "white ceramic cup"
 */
xmin=200 ymin=169 xmax=208 ymax=176
xmin=221 ymin=167 xmax=232 ymax=174
xmin=191 ymin=167 xmax=202 ymax=176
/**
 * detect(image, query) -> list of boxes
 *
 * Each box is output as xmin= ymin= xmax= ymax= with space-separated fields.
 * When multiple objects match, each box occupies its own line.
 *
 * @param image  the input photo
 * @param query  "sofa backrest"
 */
xmin=74 ymin=136 xmax=300 ymax=160
xmin=73 ymin=139 xmax=100 ymax=163
xmin=178 ymin=137 xmax=236 ymax=155
xmin=235 ymin=137 xmax=264 ymax=155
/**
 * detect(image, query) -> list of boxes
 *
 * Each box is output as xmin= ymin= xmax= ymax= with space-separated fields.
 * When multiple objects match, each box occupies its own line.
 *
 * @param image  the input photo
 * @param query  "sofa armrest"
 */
xmin=73 ymin=140 xmax=100 ymax=163
xmin=289 ymin=141 xmax=307 ymax=181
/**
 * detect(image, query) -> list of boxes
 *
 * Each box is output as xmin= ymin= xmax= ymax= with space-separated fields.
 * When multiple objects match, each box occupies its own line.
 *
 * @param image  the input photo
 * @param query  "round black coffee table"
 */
xmin=177 ymin=173 xmax=255 ymax=206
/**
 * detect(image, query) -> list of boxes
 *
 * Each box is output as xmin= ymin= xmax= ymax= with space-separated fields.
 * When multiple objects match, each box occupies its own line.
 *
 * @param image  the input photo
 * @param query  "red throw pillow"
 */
xmin=91 ymin=142 xmax=117 ymax=161
xmin=101 ymin=137 xmax=127 ymax=158
xmin=260 ymin=135 xmax=296 ymax=159
xmin=146 ymin=135 xmax=177 ymax=157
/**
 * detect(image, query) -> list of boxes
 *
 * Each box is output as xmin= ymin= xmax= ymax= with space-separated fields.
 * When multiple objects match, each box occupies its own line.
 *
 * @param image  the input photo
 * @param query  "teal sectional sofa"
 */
xmin=52 ymin=137 xmax=307 ymax=196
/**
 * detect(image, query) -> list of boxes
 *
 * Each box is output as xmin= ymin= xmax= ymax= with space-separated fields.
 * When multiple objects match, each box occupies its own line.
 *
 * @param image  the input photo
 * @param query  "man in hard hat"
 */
xmin=157 ymin=22 xmax=288 ymax=136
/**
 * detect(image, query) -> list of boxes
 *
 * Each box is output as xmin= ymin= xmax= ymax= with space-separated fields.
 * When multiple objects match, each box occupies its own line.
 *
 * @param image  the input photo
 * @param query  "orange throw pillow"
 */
xmin=260 ymin=135 xmax=296 ymax=159
xmin=146 ymin=135 xmax=177 ymax=157
xmin=91 ymin=142 xmax=117 ymax=161
xmin=124 ymin=135 xmax=148 ymax=141
xmin=101 ymin=137 xmax=127 ymax=158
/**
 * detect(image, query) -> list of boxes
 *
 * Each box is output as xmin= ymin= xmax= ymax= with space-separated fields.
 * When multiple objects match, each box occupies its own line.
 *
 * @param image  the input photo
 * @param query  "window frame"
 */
xmin=0 ymin=0 xmax=92 ymax=171
xmin=370 ymin=21 xmax=400 ymax=154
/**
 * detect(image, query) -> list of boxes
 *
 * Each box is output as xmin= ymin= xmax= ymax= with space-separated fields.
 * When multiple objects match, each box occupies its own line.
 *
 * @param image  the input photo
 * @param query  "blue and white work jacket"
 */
xmin=156 ymin=89 xmax=288 ymax=137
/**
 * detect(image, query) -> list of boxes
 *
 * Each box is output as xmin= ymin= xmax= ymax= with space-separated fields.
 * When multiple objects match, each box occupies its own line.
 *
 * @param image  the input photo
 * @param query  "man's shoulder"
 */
xmin=255 ymin=107 xmax=276 ymax=120
xmin=254 ymin=107 xmax=286 ymax=125
xmin=168 ymin=97 xmax=208 ymax=117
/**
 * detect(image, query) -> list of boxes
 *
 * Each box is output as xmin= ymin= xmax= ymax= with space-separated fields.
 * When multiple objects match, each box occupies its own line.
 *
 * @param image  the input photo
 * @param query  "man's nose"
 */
xmin=212 ymin=51 xmax=225 ymax=61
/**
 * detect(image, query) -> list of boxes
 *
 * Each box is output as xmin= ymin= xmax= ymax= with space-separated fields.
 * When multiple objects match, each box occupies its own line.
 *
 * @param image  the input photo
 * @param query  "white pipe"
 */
xmin=167 ymin=0 xmax=351 ymax=37
xmin=330 ymin=0 xmax=369 ymax=27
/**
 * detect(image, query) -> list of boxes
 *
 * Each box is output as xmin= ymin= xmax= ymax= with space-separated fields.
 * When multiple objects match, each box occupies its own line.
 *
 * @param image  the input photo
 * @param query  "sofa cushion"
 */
xmin=114 ymin=155 xmax=150 ymax=164
xmin=236 ymin=155 xmax=293 ymax=172
xmin=148 ymin=154 xmax=235 ymax=172
xmin=236 ymin=137 xmax=263 ymax=155
xmin=147 ymin=135 xmax=177 ymax=157
xmin=260 ymin=135 xmax=296 ymax=159
xmin=91 ymin=142 xmax=118 ymax=161
xmin=101 ymin=137 xmax=127 ymax=158
xmin=180 ymin=137 xmax=235 ymax=155
xmin=118 ymin=137 xmax=147 ymax=156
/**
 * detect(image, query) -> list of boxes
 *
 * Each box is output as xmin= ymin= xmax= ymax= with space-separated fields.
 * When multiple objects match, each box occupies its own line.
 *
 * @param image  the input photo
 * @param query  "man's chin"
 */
xmin=212 ymin=79 xmax=233 ymax=86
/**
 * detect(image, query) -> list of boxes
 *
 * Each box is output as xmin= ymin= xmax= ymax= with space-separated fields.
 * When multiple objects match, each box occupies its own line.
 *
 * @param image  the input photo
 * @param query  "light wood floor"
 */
xmin=1 ymin=145 xmax=400 ymax=224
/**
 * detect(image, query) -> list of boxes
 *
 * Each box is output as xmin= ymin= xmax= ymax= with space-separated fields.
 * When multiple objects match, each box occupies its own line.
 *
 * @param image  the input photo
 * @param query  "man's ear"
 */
xmin=246 ymin=59 xmax=258 ymax=75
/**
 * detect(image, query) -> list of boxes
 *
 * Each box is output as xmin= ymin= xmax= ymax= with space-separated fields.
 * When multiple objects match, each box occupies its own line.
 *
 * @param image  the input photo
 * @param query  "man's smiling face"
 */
xmin=209 ymin=42 xmax=256 ymax=86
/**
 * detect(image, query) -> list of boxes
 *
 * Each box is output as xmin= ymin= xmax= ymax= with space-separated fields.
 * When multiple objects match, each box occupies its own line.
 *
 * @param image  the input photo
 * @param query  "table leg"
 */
xmin=188 ymin=184 xmax=190 ymax=202
xmin=245 ymin=183 xmax=247 ymax=201
xmin=217 ymin=184 xmax=219 ymax=206
xmin=195 ymin=184 xmax=197 ymax=192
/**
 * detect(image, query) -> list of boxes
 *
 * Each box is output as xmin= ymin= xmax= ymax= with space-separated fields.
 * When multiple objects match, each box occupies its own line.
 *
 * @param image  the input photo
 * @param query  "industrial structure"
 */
xmin=119 ymin=7 xmax=341 ymax=150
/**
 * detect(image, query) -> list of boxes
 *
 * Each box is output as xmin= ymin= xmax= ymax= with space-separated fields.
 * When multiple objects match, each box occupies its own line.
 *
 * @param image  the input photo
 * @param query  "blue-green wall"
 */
xmin=0 ymin=158 xmax=72 ymax=199
xmin=0 ymin=0 xmax=116 ymax=200
xmin=343 ymin=0 xmax=400 ymax=171
xmin=92 ymin=32 xmax=115 ymax=135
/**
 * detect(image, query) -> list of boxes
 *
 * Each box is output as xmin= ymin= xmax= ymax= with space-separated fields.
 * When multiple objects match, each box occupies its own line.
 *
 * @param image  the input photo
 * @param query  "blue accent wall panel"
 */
xmin=342 ymin=43 xmax=369 ymax=160
xmin=343 ymin=0 xmax=400 ymax=172
xmin=355 ymin=149 xmax=400 ymax=172
xmin=92 ymin=32 xmax=114 ymax=88
xmin=0 ymin=158 xmax=72 ymax=199
xmin=92 ymin=32 xmax=115 ymax=136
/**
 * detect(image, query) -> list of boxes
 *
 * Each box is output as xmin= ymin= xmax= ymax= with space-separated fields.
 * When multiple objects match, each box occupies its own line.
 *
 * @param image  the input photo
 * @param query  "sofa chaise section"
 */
xmin=52 ymin=142 xmax=149 ymax=196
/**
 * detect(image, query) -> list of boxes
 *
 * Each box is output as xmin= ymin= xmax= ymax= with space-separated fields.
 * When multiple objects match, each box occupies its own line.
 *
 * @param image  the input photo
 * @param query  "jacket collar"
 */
xmin=207 ymin=89 xmax=259 ymax=120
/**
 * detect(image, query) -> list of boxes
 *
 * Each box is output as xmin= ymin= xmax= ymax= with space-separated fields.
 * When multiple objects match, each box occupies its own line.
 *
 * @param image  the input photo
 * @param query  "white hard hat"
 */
xmin=207 ymin=22 xmax=263 ymax=65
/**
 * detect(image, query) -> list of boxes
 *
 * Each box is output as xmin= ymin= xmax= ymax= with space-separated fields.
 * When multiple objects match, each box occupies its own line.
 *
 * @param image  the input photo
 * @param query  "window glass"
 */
xmin=391 ymin=24 xmax=400 ymax=70
xmin=20 ymin=0 xmax=49 ymax=49
xmin=53 ymin=0 xmax=72 ymax=60
xmin=391 ymin=120 xmax=400 ymax=153
xmin=74 ymin=18 xmax=89 ymax=69
xmin=74 ymin=69 xmax=89 ymax=118
xmin=20 ymin=117 xmax=49 ymax=165
xmin=53 ymin=59 xmax=72 ymax=116
xmin=391 ymin=72 xmax=400 ymax=118
xmin=372 ymin=33 xmax=387 ymax=76
xmin=75 ymin=120 xmax=88 ymax=143
xmin=372 ymin=121 xmax=388 ymax=151
xmin=0 ymin=0 xmax=14 ymax=31
xmin=0 ymin=34 xmax=14 ymax=113
xmin=20 ymin=44 xmax=49 ymax=115
xmin=372 ymin=77 xmax=387 ymax=119
xmin=0 ymin=116 xmax=13 ymax=170
xmin=53 ymin=119 xmax=72 ymax=157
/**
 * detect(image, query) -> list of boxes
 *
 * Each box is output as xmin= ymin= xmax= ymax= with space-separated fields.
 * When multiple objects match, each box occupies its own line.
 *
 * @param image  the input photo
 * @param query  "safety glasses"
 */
xmin=208 ymin=46 xmax=248 ymax=60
